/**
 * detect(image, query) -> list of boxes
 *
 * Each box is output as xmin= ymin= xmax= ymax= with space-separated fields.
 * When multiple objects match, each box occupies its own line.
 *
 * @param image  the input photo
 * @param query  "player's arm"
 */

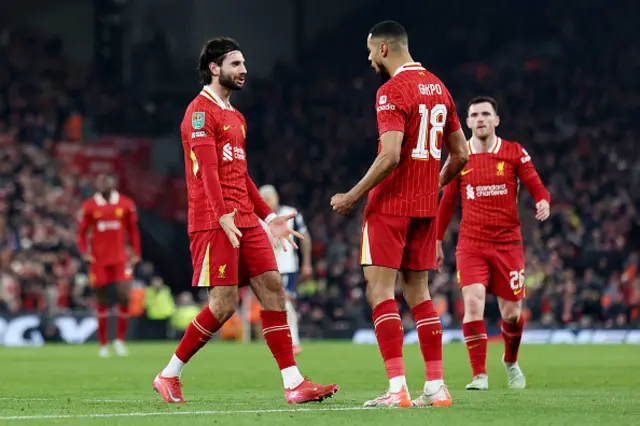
xmin=348 ymin=130 xmax=403 ymax=201
xmin=295 ymin=213 xmax=313 ymax=279
xmin=126 ymin=201 xmax=142 ymax=264
xmin=245 ymin=172 xmax=276 ymax=224
xmin=515 ymin=144 xmax=551 ymax=221
xmin=76 ymin=204 xmax=94 ymax=263
xmin=439 ymin=96 xmax=469 ymax=190
xmin=332 ymin=87 xmax=403 ymax=213
xmin=435 ymin=174 xmax=461 ymax=272
xmin=191 ymin=111 xmax=233 ymax=221
xmin=436 ymin=174 xmax=461 ymax=240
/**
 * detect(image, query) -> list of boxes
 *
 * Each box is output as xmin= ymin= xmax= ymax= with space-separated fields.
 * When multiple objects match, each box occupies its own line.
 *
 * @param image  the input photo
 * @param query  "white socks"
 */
xmin=389 ymin=376 xmax=407 ymax=393
xmin=424 ymin=379 xmax=444 ymax=395
xmin=285 ymin=300 xmax=300 ymax=346
xmin=282 ymin=366 xmax=304 ymax=389
xmin=161 ymin=354 xmax=185 ymax=378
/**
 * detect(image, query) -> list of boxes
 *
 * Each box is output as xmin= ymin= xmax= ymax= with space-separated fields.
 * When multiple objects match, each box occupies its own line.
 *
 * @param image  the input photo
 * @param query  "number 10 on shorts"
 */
xmin=509 ymin=269 xmax=525 ymax=295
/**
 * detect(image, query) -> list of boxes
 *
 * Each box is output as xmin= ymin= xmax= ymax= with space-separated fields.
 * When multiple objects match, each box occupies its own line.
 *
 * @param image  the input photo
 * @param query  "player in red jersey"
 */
xmin=436 ymin=96 xmax=551 ymax=390
xmin=331 ymin=21 xmax=469 ymax=408
xmin=77 ymin=174 xmax=141 ymax=357
xmin=152 ymin=37 xmax=338 ymax=405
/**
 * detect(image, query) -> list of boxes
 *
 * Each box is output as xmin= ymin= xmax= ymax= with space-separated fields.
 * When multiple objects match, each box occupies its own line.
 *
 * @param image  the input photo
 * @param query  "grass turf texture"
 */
xmin=1 ymin=342 xmax=638 ymax=425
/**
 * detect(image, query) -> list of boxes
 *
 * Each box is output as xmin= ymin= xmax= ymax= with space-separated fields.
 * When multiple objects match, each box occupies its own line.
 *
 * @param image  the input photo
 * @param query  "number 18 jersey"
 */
xmin=368 ymin=62 xmax=461 ymax=218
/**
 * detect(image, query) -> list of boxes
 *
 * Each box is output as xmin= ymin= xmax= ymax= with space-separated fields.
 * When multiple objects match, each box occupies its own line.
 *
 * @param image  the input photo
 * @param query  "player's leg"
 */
xmin=400 ymin=217 xmax=450 ymax=407
xmin=492 ymin=245 xmax=526 ymax=389
xmin=91 ymin=266 xmax=111 ymax=357
xmin=242 ymin=226 xmax=338 ymax=403
xmin=457 ymin=245 xmax=491 ymax=390
xmin=154 ymin=229 xmax=239 ymax=403
xmin=282 ymin=273 xmax=301 ymax=355
xmin=361 ymin=212 xmax=410 ymax=408
xmin=113 ymin=264 xmax=132 ymax=356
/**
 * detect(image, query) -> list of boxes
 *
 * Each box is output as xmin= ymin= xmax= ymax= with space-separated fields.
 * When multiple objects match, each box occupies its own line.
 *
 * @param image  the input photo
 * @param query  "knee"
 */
xmin=501 ymin=305 xmax=521 ymax=324
xmin=208 ymin=290 xmax=238 ymax=322
xmin=463 ymin=290 xmax=485 ymax=320
xmin=258 ymin=272 xmax=286 ymax=311
xmin=366 ymin=281 xmax=394 ymax=308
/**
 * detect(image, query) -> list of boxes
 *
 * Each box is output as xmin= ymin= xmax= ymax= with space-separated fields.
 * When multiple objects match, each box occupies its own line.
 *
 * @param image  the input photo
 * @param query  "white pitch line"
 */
xmin=1 ymin=406 xmax=370 ymax=421
xmin=0 ymin=398 xmax=145 ymax=403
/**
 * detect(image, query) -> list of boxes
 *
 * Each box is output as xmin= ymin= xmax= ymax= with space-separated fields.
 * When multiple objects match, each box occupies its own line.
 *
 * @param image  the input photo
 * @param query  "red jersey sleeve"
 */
xmin=76 ymin=201 xmax=93 ymax=254
xmin=444 ymin=93 xmax=462 ymax=135
xmin=245 ymin=172 xmax=274 ymax=221
xmin=376 ymin=85 xmax=406 ymax=135
xmin=514 ymin=143 xmax=550 ymax=204
xmin=190 ymin=105 xmax=220 ymax=148
xmin=125 ymin=199 xmax=141 ymax=257
xmin=190 ymin=105 xmax=232 ymax=221
xmin=436 ymin=174 xmax=461 ymax=240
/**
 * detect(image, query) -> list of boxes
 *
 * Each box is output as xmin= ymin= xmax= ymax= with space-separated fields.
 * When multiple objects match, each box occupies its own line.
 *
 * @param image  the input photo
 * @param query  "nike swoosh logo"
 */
xmin=469 ymin=344 xmax=480 ymax=349
xmin=167 ymin=388 xmax=181 ymax=402
xmin=223 ymin=125 xmax=231 ymax=131
xmin=461 ymin=169 xmax=473 ymax=176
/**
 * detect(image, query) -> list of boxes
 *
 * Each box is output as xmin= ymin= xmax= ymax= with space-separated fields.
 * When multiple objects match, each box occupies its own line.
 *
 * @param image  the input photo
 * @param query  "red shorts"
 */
xmin=360 ymin=210 xmax=436 ymax=270
xmin=89 ymin=263 xmax=132 ymax=288
xmin=456 ymin=243 xmax=525 ymax=301
xmin=190 ymin=226 xmax=278 ymax=287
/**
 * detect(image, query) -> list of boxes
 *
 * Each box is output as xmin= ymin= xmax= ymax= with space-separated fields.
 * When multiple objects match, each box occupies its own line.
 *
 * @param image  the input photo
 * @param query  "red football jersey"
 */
xmin=181 ymin=86 xmax=260 ymax=233
xmin=436 ymin=137 xmax=550 ymax=246
xmin=77 ymin=191 xmax=141 ymax=266
xmin=368 ymin=62 xmax=461 ymax=217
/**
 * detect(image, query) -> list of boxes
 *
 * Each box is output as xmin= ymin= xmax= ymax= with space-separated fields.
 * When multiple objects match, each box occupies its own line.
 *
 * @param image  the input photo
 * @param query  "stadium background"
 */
xmin=1 ymin=0 xmax=639 ymax=346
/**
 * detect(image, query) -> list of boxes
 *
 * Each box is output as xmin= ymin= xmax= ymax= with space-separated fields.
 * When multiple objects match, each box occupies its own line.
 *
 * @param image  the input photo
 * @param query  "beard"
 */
xmin=219 ymin=71 xmax=244 ymax=91
xmin=374 ymin=60 xmax=391 ymax=81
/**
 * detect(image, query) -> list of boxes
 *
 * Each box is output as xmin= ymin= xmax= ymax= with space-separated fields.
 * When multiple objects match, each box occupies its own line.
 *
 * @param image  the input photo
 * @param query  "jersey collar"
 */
xmin=200 ymin=86 xmax=234 ymax=111
xmin=94 ymin=191 xmax=120 ymax=206
xmin=393 ymin=62 xmax=425 ymax=77
xmin=468 ymin=136 xmax=502 ymax=155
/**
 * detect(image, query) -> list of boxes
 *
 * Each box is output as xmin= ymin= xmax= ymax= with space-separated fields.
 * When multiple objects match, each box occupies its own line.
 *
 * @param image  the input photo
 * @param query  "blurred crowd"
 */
xmin=1 ymin=3 xmax=640 ymax=336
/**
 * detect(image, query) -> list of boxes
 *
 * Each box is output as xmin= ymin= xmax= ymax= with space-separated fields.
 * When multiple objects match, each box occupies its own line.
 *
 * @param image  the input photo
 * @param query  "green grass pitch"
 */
xmin=1 ymin=342 xmax=639 ymax=425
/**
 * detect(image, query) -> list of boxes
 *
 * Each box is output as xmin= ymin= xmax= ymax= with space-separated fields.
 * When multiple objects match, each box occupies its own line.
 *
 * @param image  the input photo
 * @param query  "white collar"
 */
xmin=468 ymin=136 xmax=502 ymax=155
xmin=94 ymin=191 xmax=120 ymax=206
xmin=200 ymin=86 xmax=234 ymax=111
xmin=393 ymin=62 xmax=425 ymax=77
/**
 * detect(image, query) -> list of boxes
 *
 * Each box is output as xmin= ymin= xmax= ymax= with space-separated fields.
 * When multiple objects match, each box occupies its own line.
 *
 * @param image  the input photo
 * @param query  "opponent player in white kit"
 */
xmin=259 ymin=185 xmax=312 ymax=355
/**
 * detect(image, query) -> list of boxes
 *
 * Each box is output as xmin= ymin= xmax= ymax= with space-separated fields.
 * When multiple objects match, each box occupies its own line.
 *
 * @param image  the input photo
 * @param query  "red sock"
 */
xmin=411 ymin=300 xmax=443 ymax=381
xmin=175 ymin=307 xmax=222 ymax=363
xmin=463 ymin=320 xmax=488 ymax=376
xmin=96 ymin=305 xmax=109 ymax=346
xmin=373 ymin=299 xmax=405 ymax=380
xmin=116 ymin=305 xmax=129 ymax=341
xmin=261 ymin=310 xmax=296 ymax=370
xmin=502 ymin=316 xmax=524 ymax=363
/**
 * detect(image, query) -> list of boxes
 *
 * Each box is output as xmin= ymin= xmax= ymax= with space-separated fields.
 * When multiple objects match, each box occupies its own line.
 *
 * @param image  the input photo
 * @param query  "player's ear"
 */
xmin=380 ymin=42 xmax=388 ymax=58
xmin=495 ymin=115 xmax=500 ymax=128
xmin=209 ymin=62 xmax=220 ymax=77
xmin=466 ymin=116 xmax=472 ymax=129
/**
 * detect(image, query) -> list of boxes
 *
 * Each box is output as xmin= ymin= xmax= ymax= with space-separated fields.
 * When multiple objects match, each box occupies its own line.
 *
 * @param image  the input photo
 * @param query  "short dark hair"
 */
xmin=198 ymin=37 xmax=242 ymax=85
xmin=369 ymin=20 xmax=408 ymax=44
xmin=468 ymin=96 xmax=498 ymax=114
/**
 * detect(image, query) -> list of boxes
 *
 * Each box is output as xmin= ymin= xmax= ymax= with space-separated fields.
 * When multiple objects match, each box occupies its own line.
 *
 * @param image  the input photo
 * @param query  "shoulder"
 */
xmin=81 ymin=197 xmax=95 ymax=210
xmin=120 ymin=195 xmax=136 ymax=207
xmin=500 ymin=139 xmax=531 ymax=162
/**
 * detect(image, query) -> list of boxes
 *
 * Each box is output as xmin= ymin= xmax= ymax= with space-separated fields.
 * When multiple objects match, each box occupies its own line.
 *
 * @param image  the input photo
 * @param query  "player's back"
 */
xmin=369 ymin=63 xmax=461 ymax=217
